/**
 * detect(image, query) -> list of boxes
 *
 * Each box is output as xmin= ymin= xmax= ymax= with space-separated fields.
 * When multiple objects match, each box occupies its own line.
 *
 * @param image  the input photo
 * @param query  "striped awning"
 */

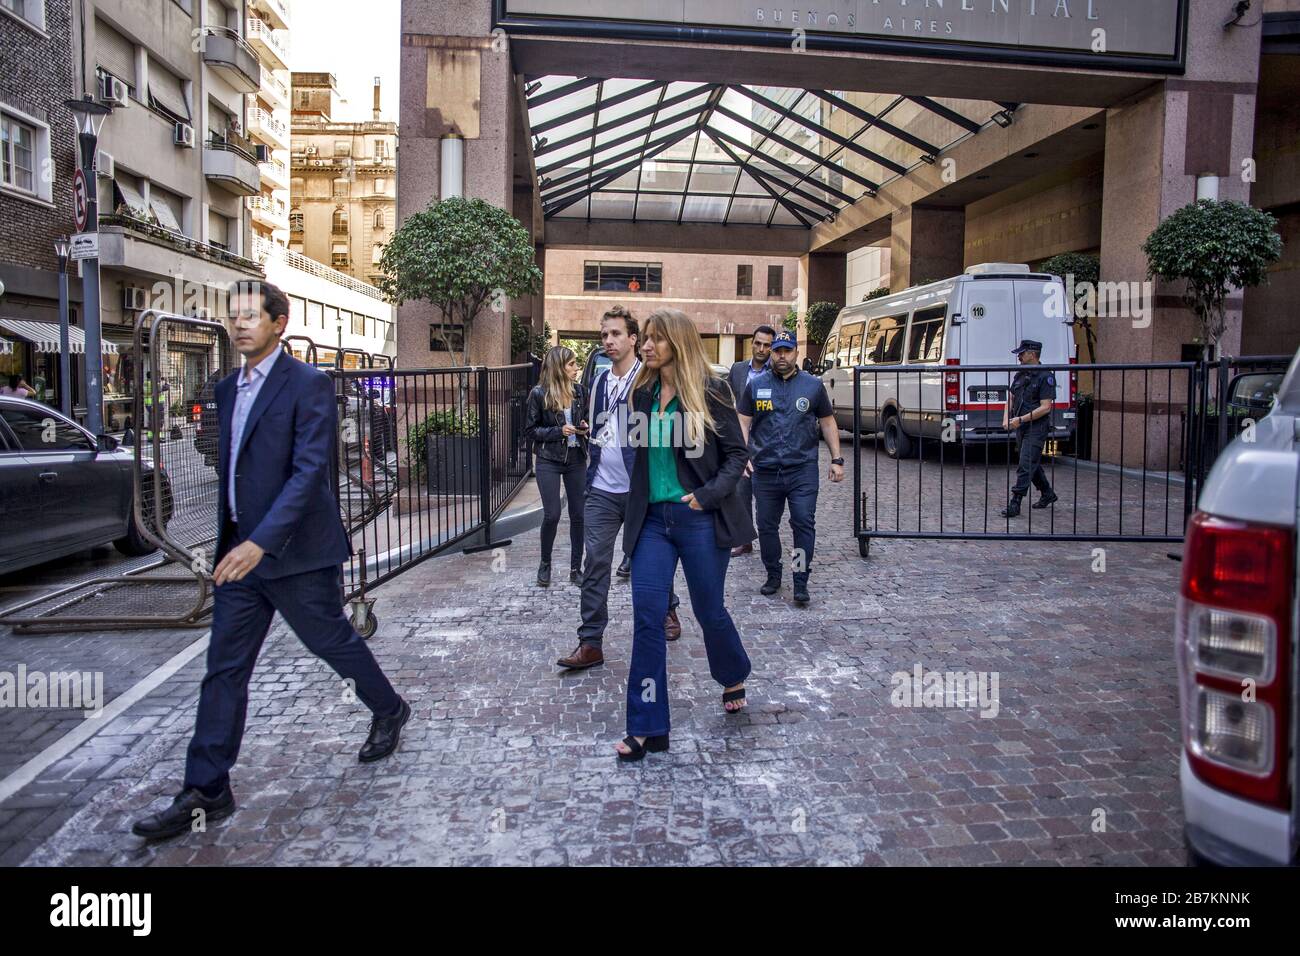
xmin=0 ymin=319 xmax=119 ymax=355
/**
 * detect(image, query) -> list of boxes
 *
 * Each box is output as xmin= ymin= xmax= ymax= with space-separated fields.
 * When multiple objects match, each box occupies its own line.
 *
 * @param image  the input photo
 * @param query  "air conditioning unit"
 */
xmin=304 ymin=145 xmax=317 ymax=155
xmin=123 ymin=286 xmax=149 ymax=311
xmin=254 ymin=144 xmax=271 ymax=162
xmin=97 ymin=73 xmax=130 ymax=108
xmin=173 ymin=122 xmax=196 ymax=148
xmin=95 ymin=150 xmax=115 ymax=178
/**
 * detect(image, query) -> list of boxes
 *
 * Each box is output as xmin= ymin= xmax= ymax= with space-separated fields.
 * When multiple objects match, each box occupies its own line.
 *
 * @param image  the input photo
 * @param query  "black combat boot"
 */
xmin=1000 ymin=495 xmax=1024 ymax=518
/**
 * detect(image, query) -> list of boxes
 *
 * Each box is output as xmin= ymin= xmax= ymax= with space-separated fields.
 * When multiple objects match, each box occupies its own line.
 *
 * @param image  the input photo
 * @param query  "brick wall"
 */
xmin=0 ymin=0 xmax=77 ymax=274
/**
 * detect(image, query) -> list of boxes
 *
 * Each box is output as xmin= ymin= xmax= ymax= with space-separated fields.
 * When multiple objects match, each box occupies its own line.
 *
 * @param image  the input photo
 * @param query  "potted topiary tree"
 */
xmin=379 ymin=197 xmax=542 ymax=495
xmin=377 ymin=196 xmax=543 ymax=369
xmin=1143 ymin=199 xmax=1282 ymax=361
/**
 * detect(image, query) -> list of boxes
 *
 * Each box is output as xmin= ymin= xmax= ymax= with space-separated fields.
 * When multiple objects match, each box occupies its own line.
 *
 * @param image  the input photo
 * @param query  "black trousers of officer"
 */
xmin=1011 ymin=429 xmax=1054 ymax=499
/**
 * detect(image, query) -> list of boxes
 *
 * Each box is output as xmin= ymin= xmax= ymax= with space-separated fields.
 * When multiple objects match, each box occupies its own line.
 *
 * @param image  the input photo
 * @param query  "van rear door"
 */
xmin=1015 ymin=277 xmax=1073 ymax=407
xmin=958 ymin=279 xmax=1016 ymax=412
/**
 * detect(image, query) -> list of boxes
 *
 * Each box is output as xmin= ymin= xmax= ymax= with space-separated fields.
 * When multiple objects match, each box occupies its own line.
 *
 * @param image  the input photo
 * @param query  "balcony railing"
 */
xmin=204 ymin=141 xmax=261 ymax=195
xmin=259 ymin=66 xmax=288 ymax=107
xmin=247 ymin=106 xmax=288 ymax=148
xmin=259 ymin=156 xmax=289 ymax=188
xmin=246 ymin=16 xmax=288 ymax=69
xmin=202 ymin=26 xmax=259 ymax=93
xmin=252 ymin=0 xmax=290 ymax=31
xmin=248 ymin=194 xmax=288 ymax=226
xmin=99 ymin=213 xmax=263 ymax=276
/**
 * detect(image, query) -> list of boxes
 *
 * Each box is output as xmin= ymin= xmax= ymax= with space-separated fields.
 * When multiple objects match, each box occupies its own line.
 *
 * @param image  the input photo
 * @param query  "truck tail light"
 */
xmin=1068 ymin=356 xmax=1078 ymax=407
xmin=1177 ymin=512 xmax=1293 ymax=809
xmin=945 ymin=358 xmax=960 ymax=411
xmin=191 ymin=404 xmax=201 ymax=423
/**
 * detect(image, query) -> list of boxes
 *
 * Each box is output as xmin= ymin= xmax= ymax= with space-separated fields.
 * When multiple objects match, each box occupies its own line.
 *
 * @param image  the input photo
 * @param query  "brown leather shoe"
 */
xmin=730 ymin=543 xmax=753 ymax=557
xmin=557 ymin=644 xmax=604 ymax=670
xmin=664 ymin=608 xmax=682 ymax=641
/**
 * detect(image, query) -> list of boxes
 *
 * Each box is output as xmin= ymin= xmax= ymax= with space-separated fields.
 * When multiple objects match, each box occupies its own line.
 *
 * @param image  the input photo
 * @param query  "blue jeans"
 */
xmin=627 ymin=502 xmax=751 ymax=737
xmin=754 ymin=461 xmax=820 ymax=587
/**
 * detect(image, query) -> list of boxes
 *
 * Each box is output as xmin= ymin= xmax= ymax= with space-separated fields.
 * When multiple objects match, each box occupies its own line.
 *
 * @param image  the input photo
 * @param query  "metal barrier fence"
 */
xmin=851 ymin=361 xmax=1201 ymax=557
xmin=1 ymin=311 xmax=234 ymax=631
xmin=330 ymin=364 xmax=533 ymax=635
xmin=2 ymin=311 xmax=533 ymax=634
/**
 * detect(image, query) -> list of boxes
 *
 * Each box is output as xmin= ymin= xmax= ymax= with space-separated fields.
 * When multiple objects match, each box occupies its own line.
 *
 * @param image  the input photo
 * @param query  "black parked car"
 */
xmin=192 ymin=370 xmax=223 ymax=471
xmin=0 ymin=397 xmax=173 ymax=576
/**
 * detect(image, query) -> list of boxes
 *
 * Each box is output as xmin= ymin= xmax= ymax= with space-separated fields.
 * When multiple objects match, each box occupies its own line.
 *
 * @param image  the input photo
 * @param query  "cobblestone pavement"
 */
xmin=4 ymin=445 xmax=1188 ymax=866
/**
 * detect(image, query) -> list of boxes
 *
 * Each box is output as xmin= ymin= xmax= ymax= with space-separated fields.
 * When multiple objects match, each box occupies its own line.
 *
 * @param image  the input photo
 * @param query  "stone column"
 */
xmin=889 ymin=206 xmax=966 ymax=291
xmin=796 ymin=251 xmax=847 ymax=359
xmin=1095 ymin=3 xmax=1262 ymax=469
xmin=398 ymin=0 xmax=517 ymax=367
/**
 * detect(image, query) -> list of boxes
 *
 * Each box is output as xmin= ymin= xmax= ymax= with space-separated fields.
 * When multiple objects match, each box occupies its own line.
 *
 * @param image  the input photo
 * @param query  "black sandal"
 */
xmin=616 ymin=734 xmax=670 ymax=762
xmin=722 ymin=688 xmax=746 ymax=713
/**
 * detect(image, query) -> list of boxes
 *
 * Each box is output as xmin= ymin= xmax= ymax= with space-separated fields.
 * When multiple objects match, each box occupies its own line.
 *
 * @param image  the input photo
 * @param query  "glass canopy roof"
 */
xmin=525 ymin=79 xmax=1017 ymax=228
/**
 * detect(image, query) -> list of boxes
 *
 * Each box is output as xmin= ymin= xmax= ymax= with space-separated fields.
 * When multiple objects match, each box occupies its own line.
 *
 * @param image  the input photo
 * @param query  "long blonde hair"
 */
xmin=633 ymin=308 xmax=720 ymax=446
xmin=539 ymin=345 xmax=577 ymax=412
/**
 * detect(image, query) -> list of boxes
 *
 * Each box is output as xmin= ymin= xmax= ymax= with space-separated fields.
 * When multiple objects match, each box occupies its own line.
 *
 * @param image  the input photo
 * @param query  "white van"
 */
xmin=819 ymin=263 xmax=1077 ymax=458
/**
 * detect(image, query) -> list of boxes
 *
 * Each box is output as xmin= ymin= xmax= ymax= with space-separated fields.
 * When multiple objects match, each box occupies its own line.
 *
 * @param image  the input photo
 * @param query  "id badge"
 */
xmin=591 ymin=421 xmax=617 ymax=448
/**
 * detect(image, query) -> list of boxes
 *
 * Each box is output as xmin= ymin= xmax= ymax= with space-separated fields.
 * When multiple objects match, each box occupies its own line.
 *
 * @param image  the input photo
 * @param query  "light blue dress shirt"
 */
xmin=228 ymin=347 xmax=281 ymax=517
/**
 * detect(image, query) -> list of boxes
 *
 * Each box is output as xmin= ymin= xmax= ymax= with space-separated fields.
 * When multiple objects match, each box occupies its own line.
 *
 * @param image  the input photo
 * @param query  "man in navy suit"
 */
xmin=133 ymin=280 xmax=409 ymax=841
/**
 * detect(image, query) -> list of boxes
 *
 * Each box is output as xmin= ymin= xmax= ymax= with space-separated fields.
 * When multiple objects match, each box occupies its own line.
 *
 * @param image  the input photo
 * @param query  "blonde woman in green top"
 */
xmin=614 ymin=309 xmax=756 ymax=761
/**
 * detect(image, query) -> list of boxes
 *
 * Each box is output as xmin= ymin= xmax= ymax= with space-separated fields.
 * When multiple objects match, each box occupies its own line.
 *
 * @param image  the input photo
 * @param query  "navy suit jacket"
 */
xmin=583 ymin=367 xmax=637 ymax=495
xmin=728 ymin=360 xmax=766 ymax=408
xmin=214 ymin=352 xmax=350 ymax=579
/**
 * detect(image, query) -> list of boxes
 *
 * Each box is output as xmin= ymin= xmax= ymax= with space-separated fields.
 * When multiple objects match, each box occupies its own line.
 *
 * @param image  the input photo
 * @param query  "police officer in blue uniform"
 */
xmin=1000 ymin=339 xmax=1060 ymax=518
xmin=737 ymin=330 xmax=844 ymax=606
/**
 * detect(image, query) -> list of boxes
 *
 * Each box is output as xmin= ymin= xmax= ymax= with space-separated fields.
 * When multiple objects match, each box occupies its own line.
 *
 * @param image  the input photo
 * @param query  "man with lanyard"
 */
xmin=557 ymin=307 xmax=681 ymax=670
xmin=725 ymin=325 xmax=775 ymax=557
xmin=1000 ymin=338 xmax=1059 ymax=518
xmin=737 ymin=330 xmax=844 ymax=607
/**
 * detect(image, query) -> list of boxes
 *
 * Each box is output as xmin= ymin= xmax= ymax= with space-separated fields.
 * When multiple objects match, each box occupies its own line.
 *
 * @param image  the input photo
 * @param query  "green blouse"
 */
xmin=648 ymin=383 xmax=688 ymax=505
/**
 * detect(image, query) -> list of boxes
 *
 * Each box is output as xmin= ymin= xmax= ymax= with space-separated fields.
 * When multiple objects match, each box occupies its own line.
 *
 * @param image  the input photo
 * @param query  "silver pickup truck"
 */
xmin=1178 ymin=348 xmax=1299 ymax=866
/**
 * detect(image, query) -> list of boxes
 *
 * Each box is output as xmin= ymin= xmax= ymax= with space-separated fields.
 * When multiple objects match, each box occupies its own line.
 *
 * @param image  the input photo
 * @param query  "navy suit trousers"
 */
xmin=184 ymin=523 xmax=401 ymax=792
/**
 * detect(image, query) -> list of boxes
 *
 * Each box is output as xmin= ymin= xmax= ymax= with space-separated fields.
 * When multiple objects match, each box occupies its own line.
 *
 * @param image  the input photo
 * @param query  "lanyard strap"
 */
xmin=606 ymin=360 xmax=640 ymax=410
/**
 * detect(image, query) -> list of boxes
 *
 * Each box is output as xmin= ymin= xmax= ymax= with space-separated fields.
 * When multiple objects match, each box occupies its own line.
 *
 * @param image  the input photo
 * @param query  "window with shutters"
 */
xmin=147 ymin=58 xmax=190 ymax=122
xmin=149 ymin=184 xmax=185 ymax=234
xmin=373 ymin=208 xmax=384 ymax=230
xmin=95 ymin=19 xmax=138 ymax=93
xmin=207 ymin=210 xmax=230 ymax=250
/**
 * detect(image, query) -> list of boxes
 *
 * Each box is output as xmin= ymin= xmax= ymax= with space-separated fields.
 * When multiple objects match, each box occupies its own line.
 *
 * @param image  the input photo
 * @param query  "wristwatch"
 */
xmin=831 ymin=457 xmax=845 ymax=466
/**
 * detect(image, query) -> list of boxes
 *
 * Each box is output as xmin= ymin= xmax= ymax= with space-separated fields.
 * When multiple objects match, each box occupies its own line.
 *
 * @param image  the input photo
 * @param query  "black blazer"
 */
xmin=624 ymin=377 xmax=755 ymax=553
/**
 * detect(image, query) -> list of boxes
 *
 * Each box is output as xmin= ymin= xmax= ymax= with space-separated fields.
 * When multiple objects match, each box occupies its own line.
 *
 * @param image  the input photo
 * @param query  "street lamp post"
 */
xmin=53 ymin=236 xmax=72 ymax=417
xmin=64 ymin=96 xmax=112 ymax=438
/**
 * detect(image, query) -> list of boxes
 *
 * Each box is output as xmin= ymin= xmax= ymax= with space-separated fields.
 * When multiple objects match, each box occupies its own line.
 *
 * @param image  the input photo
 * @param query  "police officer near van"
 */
xmin=737 ymin=330 xmax=844 ymax=607
xmin=1000 ymin=339 xmax=1059 ymax=518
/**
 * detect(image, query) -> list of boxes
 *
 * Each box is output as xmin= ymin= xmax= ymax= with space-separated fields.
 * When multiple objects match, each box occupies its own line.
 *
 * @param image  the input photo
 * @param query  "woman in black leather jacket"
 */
xmin=524 ymin=346 xmax=589 ymax=586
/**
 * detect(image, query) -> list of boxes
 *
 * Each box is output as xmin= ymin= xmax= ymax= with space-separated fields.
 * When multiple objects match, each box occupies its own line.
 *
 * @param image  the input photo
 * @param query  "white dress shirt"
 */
xmin=228 ymin=347 xmax=281 ymax=516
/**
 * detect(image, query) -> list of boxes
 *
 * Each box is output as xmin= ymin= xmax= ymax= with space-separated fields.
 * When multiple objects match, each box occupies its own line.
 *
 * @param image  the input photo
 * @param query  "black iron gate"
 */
xmin=851 ymin=355 xmax=1292 ymax=558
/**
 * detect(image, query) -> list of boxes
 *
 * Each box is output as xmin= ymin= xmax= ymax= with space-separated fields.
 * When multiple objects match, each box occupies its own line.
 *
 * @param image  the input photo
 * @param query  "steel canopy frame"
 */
xmin=526 ymin=77 xmax=1005 ymax=227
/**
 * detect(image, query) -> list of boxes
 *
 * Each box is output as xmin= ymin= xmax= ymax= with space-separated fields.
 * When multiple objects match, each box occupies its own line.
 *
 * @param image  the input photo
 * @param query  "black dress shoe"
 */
xmin=537 ymin=561 xmax=551 ymax=587
xmin=570 ymin=565 xmax=582 ymax=585
xmin=359 ymin=697 xmax=411 ymax=763
xmin=1032 ymin=492 xmax=1059 ymax=509
xmin=131 ymin=785 xmax=235 ymax=841
xmin=616 ymin=556 xmax=631 ymax=578
xmin=760 ymin=573 xmax=781 ymax=596
xmin=1000 ymin=497 xmax=1024 ymax=518
xmin=793 ymin=583 xmax=810 ymax=606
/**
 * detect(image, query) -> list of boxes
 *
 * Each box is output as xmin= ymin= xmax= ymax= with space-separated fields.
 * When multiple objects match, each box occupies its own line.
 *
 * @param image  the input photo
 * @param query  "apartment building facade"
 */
xmin=0 ymin=0 xmax=85 ymax=411
xmin=289 ymin=72 xmax=397 ymax=287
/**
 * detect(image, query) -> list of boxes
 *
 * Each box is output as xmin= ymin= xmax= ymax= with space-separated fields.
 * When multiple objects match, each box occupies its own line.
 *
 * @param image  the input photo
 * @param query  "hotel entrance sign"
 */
xmin=498 ymin=0 xmax=1187 ymax=72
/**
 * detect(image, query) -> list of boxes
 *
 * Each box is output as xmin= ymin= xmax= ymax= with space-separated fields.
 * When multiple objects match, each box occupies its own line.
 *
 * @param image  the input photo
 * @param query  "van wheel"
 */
xmin=883 ymin=416 xmax=914 ymax=460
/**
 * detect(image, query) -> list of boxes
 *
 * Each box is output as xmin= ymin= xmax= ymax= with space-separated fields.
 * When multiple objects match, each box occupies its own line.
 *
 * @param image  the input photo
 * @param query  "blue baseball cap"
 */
xmin=772 ymin=330 xmax=797 ymax=351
